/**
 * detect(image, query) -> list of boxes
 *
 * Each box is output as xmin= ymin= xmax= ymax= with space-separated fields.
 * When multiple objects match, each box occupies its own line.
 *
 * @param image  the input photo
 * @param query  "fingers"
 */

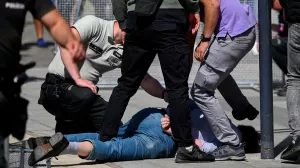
xmin=192 ymin=22 xmax=200 ymax=36
xmin=194 ymin=48 xmax=204 ymax=62
xmin=164 ymin=114 xmax=169 ymax=118
xmin=88 ymin=82 xmax=98 ymax=95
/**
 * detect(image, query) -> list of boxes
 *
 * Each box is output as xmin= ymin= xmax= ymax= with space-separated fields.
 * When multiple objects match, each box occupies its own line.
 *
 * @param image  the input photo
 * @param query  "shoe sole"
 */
xmin=28 ymin=133 xmax=68 ymax=166
xmin=175 ymin=160 xmax=214 ymax=163
xmin=10 ymin=137 xmax=50 ymax=149
xmin=215 ymin=155 xmax=246 ymax=161
xmin=175 ymin=156 xmax=215 ymax=163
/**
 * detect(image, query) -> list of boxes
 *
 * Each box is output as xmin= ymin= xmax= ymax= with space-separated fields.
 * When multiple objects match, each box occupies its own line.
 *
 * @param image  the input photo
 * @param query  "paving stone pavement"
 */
xmin=8 ymin=12 xmax=299 ymax=168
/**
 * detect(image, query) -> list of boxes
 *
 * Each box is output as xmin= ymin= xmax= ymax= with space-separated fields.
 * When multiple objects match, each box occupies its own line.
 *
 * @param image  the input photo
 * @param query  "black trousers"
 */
xmin=272 ymin=37 xmax=288 ymax=75
xmin=38 ymin=73 xmax=108 ymax=134
xmin=100 ymin=10 xmax=194 ymax=147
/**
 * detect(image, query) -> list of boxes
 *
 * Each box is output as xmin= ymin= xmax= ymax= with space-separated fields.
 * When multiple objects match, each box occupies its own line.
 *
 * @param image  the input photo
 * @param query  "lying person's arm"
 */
xmin=161 ymin=114 xmax=218 ymax=153
xmin=141 ymin=73 xmax=168 ymax=102
xmin=195 ymin=139 xmax=218 ymax=153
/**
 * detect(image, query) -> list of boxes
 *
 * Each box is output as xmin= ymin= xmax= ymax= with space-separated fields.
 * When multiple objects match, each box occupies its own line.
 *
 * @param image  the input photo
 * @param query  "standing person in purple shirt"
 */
xmin=190 ymin=0 xmax=257 ymax=161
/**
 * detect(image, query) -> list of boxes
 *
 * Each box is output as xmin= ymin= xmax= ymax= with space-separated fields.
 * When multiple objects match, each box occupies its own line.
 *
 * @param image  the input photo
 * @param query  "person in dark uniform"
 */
xmin=99 ymin=0 xmax=215 ymax=163
xmin=271 ymin=0 xmax=289 ymax=96
xmin=0 ymin=0 xmax=85 ymax=167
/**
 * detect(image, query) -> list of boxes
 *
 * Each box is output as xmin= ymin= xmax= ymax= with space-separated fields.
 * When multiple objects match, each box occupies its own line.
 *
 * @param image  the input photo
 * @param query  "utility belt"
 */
xmin=38 ymin=73 xmax=72 ymax=105
xmin=44 ymin=73 xmax=74 ymax=85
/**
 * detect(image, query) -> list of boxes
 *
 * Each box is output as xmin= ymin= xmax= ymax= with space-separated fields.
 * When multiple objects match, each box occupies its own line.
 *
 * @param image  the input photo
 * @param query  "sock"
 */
xmin=185 ymin=145 xmax=193 ymax=152
xmin=60 ymin=142 xmax=79 ymax=155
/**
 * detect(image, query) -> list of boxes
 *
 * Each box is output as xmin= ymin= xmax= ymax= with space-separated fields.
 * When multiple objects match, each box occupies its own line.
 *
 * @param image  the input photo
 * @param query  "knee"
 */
xmin=77 ymin=87 xmax=98 ymax=104
xmin=193 ymin=66 xmax=221 ymax=93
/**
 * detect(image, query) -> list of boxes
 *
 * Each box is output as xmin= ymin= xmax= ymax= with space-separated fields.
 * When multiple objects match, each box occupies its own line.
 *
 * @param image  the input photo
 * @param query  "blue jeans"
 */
xmin=65 ymin=108 xmax=175 ymax=161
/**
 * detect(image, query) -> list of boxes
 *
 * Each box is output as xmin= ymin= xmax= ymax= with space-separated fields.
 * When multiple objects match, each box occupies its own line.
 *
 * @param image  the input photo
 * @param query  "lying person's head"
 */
xmin=237 ymin=125 xmax=260 ymax=153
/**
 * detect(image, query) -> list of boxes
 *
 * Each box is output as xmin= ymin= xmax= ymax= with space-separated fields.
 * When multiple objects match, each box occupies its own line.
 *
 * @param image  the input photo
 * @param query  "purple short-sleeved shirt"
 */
xmin=200 ymin=0 xmax=257 ymax=37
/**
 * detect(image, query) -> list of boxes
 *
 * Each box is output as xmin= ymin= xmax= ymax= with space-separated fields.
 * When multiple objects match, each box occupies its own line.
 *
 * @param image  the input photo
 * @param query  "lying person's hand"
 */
xmin=194 ymin=139 xmax=203 ymax=149
xmin=161 ymin=114 xmax=172 ymax=135
xmin=75 ymin=78 xmax=98 ymax=94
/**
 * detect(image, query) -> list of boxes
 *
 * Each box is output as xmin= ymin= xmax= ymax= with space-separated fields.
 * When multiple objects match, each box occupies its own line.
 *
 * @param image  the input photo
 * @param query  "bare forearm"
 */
xmin=60 ymin=48 xmax=81 ymax=81
xmin=141 ymin=73 xmax=165 ymax=99
xmin=201 ymin=0 xmax=220 ymax=37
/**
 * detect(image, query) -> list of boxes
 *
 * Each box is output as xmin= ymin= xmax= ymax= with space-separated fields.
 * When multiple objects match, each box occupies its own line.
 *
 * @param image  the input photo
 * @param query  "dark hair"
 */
xmin=237 ymin=125 xmax=261 ymax=153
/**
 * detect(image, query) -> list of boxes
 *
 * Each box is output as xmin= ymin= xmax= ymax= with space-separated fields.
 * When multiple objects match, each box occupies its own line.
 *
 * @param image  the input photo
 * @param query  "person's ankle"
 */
xmin=78 ymin=141 xmax=93 ymax=157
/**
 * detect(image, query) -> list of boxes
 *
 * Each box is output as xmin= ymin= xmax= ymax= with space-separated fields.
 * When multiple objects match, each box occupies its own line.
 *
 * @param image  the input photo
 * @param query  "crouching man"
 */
xmin=38 ymin=15 xmax=167 ymax=134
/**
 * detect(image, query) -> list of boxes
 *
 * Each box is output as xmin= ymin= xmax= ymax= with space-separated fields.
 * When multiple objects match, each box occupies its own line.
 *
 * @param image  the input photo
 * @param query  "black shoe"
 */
xmin=209 ymin=144 xmax=246 ymax=161
xmin=175 ymin=144 xmax=215 ymax=163
xmin=10 ymin=136 xmax=51 ymax=149
xmin=232 ymin=104 xmax=259 ymax=121
xmin=281 ymin=137 xmax=300 ymax=161
xmin=28 ymin=133 xmax=69 ymax=166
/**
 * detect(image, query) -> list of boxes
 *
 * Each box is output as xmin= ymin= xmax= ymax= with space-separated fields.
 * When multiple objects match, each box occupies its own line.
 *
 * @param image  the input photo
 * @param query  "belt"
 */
xmin=45 ymin=73 xmax=74 ymax=85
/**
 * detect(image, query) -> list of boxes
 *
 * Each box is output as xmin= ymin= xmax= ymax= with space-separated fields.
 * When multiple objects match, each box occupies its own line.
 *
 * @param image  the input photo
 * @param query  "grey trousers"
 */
xmin=191 ymin=27 xmax=256 ymax=146
xmin=287 ymin=23 xmax=300 ymax=141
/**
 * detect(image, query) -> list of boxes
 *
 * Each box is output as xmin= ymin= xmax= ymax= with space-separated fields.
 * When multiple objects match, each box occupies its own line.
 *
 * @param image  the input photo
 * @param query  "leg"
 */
xmin=271 ymin=37 xmax=288 ymax=75
xmin=218 ymin=75 xmax=250 ymax=112
xmin=281 ymin=23 xmax=300 ymax=161
xmin=40 ymin=80 xmax=106 ymax=134
xmin=0 ymin=133 xmax=6 ymax=168
xmin=34 ymin=19 xmax=44 ymax=40
xmin=191 ymin=65 xmax=240 ymax=145
xmin=86 ymin=112 xmax=174 ymax=161
xmin=0 ymin=92 xmax=8 ymax=167
xmin=286 ymin=23 xmax=300 ymax=140
xmin=156 ymin=29 xmax=193 ymax=147
xmin=65 ymin=133 xmax=100 ymax=142
xmin=65 ymin=111 xmax=174 ymax=161
xmin=100 ymin=16 xmax=156 ymax=140
xmin=191 ymin=28 xmax=255 ymax=147
xmin=57 ymin=86 xmax=107 ymax=134
xmin=34 ymin=19 xmax=48 ymax=47
xmin=218 ymin=75 xmax=259 ymax=120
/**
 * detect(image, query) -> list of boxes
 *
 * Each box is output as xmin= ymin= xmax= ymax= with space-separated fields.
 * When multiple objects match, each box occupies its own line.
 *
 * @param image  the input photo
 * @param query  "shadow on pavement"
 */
xmin=21 ymin=42 xmax=55 ymax=50
xmin=274 ymin=135 xmax=292 ymax=158
xmin=51 ymin=161 xmax=101 ymax=167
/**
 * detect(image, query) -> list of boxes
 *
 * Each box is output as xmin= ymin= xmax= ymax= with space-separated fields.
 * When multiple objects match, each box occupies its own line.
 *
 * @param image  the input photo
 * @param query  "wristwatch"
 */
xmin=200 ymin=34 xmax=211 ymax=42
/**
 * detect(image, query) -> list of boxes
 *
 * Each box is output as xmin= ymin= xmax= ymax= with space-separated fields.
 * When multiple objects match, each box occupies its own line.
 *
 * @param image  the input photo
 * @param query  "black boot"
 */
xmin=232 ymin=104 xmax=259 ymax=121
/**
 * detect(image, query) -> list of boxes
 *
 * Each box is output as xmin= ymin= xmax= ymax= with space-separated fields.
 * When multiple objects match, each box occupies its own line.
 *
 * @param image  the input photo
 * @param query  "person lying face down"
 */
xmin=28 ymin=100 xmax=242 ymax=165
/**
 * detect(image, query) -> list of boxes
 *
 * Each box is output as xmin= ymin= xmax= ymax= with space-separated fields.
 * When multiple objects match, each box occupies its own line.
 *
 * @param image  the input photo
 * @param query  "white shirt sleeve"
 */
xmin=71 ymin=15 xmax=104 ymax=44
xmin=200 ymin=140 xmax=218 ymax=153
